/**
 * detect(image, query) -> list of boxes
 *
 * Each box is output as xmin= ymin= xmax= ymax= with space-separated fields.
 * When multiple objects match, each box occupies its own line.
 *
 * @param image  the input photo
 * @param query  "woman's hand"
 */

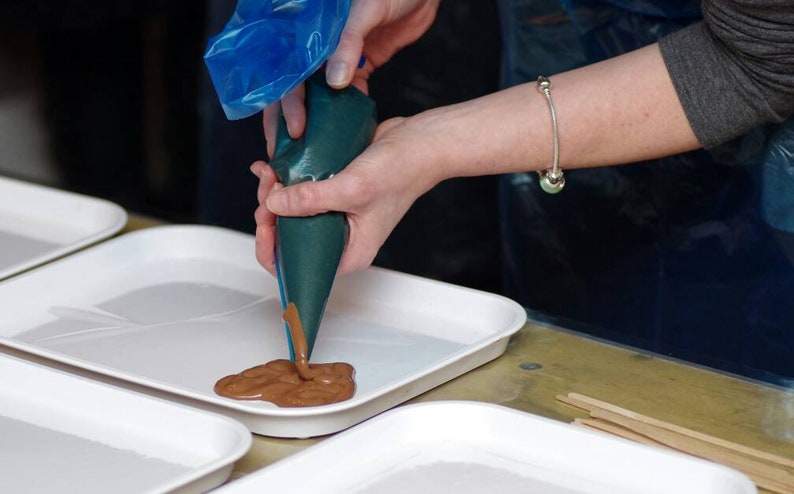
xmin=263 ymin=0 xmax=441 ymax=158
xmin=253 ymin=114 xmax=447 ymax=275
xmin=324 ymin=0 xmax=441 ymax=92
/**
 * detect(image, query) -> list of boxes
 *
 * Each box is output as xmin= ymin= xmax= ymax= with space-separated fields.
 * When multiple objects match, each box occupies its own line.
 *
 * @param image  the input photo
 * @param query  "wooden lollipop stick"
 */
xmin=557 ymin=392 xmax=794 ymax=469
xmin=588 ymin=408 xmax=794 ymax=494
xmin=579 ymin=417 xmax=794 ymax=494
xmin=573 ymin=417 xmax=667 ymax=448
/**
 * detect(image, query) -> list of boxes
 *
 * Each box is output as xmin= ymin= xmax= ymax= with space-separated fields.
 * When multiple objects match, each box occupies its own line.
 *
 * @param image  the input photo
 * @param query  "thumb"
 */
xmin=325 ymin=3 xmax=383 ymax=88
xmin=266 ymin=174 xmax=360 ymax=217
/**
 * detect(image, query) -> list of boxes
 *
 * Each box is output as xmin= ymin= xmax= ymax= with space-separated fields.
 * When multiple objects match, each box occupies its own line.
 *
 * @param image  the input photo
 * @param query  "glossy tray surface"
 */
xmin=0 ymin=353 xmax=250 ymax=494
xmin=215 ymin=401 xmax=756 ymax=494
xmin=0 ymin=176 xmax=127 ymax=280
xmin=0 ymin=225 xmax=526 ymax=437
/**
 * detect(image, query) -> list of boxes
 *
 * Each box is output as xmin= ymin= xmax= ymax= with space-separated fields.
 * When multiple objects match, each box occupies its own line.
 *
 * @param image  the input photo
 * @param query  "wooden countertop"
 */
xmin=230 ymin=322 xmax=793 ymax=492
xmin=122 ymin=216 xmax=793 ymax=493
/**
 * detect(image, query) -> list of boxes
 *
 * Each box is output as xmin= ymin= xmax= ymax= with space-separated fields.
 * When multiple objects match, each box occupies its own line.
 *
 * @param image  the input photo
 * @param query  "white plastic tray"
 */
xmin=0 ymin=352 xmax=251 ymax=494
xmin=0 ymin=175 xmax=127 ymax=280
xmin=215 ymin=401 xmax=757 ymax=494
xmin=0 ymin=225 xmax=527 ymax=438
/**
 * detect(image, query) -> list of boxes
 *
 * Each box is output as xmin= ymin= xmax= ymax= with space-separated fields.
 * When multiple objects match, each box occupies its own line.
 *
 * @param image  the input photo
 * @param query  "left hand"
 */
xmin=262 ymin=0 xmax=440 ymax=159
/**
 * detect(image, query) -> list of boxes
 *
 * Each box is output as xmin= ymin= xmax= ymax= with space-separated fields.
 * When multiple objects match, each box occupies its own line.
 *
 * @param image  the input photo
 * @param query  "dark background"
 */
xmin=0 ymin=0 xmax=503 ymax=293
xmin=1 ymin=1 xmax=791 ymax=385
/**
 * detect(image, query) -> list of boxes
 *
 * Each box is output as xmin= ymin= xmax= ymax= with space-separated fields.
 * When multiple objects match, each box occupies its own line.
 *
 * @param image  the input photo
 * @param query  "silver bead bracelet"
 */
xmin=536 ymin=76 xmax=565 ymax=194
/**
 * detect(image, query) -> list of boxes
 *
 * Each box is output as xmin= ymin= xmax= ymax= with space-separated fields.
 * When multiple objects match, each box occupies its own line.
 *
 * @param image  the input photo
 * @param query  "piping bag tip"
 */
xmin=275 ymin=213 xmax=346 ymax=360
xmin=274 ymin=248 xmax=294 ymax=361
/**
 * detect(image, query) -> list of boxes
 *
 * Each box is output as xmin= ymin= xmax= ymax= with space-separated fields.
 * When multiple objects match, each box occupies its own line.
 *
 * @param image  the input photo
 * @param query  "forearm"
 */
xmin=411 ymin=43 xmax=701 ymax=183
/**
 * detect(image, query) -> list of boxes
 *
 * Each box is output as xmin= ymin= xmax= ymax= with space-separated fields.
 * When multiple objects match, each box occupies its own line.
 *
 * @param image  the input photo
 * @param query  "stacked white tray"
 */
xmin=0 ymin=177 xmax=757 ymax=493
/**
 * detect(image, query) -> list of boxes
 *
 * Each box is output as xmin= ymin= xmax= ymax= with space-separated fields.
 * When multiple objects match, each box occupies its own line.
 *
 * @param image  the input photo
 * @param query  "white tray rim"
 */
xmin=0 ymin=351 xmax=252 ymax=494
xmin=0 ymin=175 xmax=128 ymax=280
xmin=0 ymin=225 xmax=528 ymax=436
xmin=214 ymin=401 xmax=758 ymax=494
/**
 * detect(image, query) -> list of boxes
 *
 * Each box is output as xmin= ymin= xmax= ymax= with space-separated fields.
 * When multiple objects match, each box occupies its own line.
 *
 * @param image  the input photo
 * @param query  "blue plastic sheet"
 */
xmin=204 ymin=0 xmax=350 ymax=120
xmin=558 ymin=0 xmax=700 ymax=62
xmin=761 ymin=119 xmax=794 ymax=232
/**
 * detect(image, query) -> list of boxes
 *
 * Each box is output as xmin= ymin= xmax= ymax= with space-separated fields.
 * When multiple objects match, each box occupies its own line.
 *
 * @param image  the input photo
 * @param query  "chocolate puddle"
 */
xmin=214 ymin=303 xmax=356 ymax=407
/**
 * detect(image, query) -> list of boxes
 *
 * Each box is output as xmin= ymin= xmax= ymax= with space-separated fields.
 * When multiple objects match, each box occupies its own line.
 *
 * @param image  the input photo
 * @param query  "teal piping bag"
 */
xmin=270 ymin=73 xmax=376 ymax=359
xmin=204 ymin=0 xmax=351 ymax=120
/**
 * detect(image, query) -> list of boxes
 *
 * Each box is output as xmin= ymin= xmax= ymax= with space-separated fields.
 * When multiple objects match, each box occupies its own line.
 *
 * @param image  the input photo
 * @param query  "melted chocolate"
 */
xmin=214 ymin=303 xmax=356 ymax=407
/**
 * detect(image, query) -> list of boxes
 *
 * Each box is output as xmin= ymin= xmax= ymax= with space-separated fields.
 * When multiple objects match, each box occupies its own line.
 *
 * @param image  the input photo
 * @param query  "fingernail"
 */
xmin=285 ymin=119 xmax=299 ymax=139
xmin=326 ymin=61 xmax=350 ymax=87
xmin=250 ymin=163 xmax=261 ymax=178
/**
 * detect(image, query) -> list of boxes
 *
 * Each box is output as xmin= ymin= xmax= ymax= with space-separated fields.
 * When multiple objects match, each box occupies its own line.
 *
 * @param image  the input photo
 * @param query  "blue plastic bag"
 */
xmin=204 ymin=0 xmax=351 ymax=120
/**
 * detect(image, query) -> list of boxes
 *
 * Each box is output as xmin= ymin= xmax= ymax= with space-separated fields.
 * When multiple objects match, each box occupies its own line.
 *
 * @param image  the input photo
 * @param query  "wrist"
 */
xmin=405 ymin=84 xmax=553 ymax=181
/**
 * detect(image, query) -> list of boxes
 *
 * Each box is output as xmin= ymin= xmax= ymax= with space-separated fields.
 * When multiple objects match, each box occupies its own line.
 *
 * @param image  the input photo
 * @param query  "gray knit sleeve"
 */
xmin=659 ymin=0 xmax=794 ymax=149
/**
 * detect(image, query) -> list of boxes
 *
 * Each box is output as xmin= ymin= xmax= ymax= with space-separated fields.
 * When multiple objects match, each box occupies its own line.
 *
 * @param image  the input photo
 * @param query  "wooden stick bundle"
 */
xmin=557 ymin=393 xmax=794 ymax=494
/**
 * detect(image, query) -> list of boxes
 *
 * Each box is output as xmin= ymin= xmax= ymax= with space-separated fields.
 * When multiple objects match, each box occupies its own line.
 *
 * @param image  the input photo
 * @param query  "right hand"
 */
xmin=263 ymin=0 xmax=441 ymax=158
xmin=254 ymin=112 xmax=449 ymax=275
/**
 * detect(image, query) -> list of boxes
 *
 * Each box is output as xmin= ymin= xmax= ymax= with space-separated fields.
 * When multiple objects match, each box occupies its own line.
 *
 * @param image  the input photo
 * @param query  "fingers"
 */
xmin=262 ymin=85 xmax=307 ymax=159
xmin=325 ymin=32 xmax=363 ymax=88
xmin=325 ymin=1 xmax=384 ymax=88
xmin=254 ymin=167 xmax=378 ymax=276
xmin=251 ymin=161 xmax=279 ymax=276
xmin=255 ymin=221 xmax=277 ymax=277
xmin=252 ymin=161 xmax=278 ymax=205
xmin=266 ymin=174 xmax=356 ymax=218
xmin=263 ymin=167 xmax=410 ymax=276
xmin=280 ymin=84 xmax=306 ymax=139
xmin=337 ymin=225 xmax=381 ymax=274
xmin=262 ymin=103 xmax=281 ymax=160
